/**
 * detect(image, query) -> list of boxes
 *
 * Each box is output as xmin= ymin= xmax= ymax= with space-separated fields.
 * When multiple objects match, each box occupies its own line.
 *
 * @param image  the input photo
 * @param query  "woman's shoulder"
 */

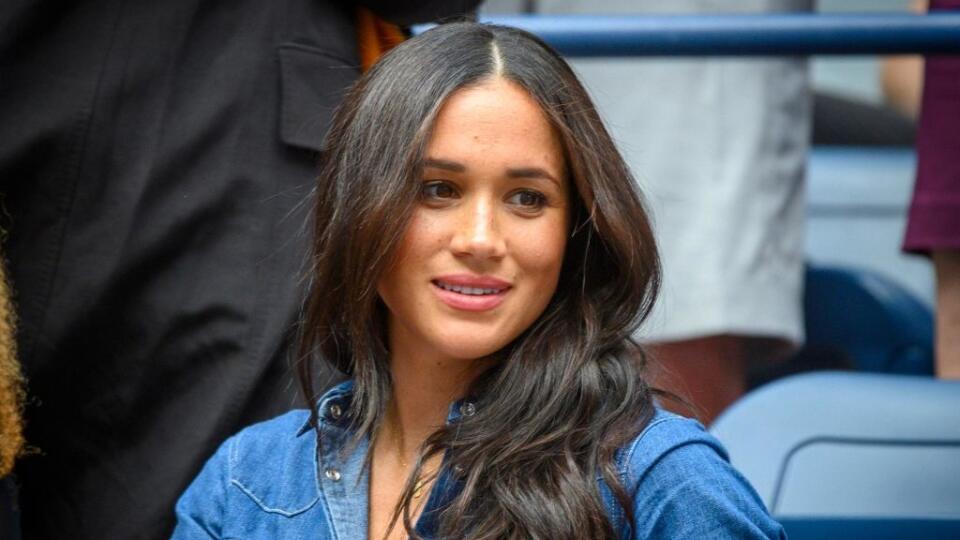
xmin=228 ymin=407 xmax=316 ymax=459
xmin=620 ymin=408 xmax=727 ymax=478
xmin=192 ymin=408 xmax=319 ymax=496
xmin=173 ymin=407 xmax=329 ymax=538
xmin=616 ymin=409 xmax=785 ymax=539
xmin=234 ymin=407 xmax=314 ymax=441
xmin=228 ymin=379 xmax=355 ymax=459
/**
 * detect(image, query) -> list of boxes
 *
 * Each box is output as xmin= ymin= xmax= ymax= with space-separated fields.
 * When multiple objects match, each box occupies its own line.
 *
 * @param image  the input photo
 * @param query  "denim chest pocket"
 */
xmin=228 ymin=428 xmax=321 ymax=517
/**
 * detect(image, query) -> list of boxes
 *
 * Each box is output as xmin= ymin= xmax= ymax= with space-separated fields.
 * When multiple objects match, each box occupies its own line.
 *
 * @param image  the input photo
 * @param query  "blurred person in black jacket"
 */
xmin=0 ymin=1 xmax=479 ymax=538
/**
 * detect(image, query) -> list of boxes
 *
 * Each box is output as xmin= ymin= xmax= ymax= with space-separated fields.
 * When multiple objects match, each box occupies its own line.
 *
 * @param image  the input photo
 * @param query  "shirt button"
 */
xmin=459 ymin=402 xmax=476 ymax=417
xmin=324 ymin=468 xmax=342 ymax=482
xmin=329 ymin=404 xmax=343 ymax=420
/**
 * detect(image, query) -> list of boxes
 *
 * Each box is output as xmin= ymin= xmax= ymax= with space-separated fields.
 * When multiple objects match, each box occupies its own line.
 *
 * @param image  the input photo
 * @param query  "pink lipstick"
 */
xmin=432 ymin=274 xmax=511 ymax=312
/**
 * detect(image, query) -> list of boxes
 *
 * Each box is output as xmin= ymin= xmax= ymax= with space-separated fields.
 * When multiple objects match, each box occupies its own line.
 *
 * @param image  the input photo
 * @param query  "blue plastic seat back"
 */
xmin=777 ymin=517 xmax=960 ymax=540
xmin=712 ymin=372 xmax=960 ymax=540
xmin=804 ymin=264 xmax=933 ymax=375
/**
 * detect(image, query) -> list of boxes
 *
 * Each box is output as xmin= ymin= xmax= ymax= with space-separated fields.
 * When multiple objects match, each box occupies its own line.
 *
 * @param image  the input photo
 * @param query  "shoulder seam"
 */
xmin=229 ymin=431 xmax=241 ymax=479
xmin=621 ymin=415 xmax=719 ymax=488
xmin=622 ymin=416 xmax=686 ymax=473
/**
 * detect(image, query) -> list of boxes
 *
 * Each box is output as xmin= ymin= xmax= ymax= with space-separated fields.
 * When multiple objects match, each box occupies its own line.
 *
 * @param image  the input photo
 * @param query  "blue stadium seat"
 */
xmin=804 ymin=264 xmax=934 ymax=375
xmin=711 ymin=372 xmax=960 ymax=540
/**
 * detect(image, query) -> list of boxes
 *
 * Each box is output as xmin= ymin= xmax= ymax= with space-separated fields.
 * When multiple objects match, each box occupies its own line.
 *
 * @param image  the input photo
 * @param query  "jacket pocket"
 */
xmin=227 ymin=415 xmax=321 ymax=518
xmin=277 ymin=44 xmax=360 ymax=152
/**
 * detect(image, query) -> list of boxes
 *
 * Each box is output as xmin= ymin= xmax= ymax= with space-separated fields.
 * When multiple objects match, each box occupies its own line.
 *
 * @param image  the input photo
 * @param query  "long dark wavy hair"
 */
xmin=298 ymin=22 xmax=662 ymax=539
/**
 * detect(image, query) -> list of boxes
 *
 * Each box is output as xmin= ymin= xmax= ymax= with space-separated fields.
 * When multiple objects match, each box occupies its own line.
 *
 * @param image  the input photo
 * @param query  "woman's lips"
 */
xmin=431 ymin=277 xmax=511 ymax=312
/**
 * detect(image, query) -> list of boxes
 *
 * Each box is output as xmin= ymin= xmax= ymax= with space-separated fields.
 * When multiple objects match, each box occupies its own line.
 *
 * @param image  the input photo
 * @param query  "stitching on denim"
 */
xmin=316 ymin=423 xmax=341 ymax=539
xmin=229 ymin=432 xmax=241 ymax=478
xmin=619 ymin=416 xmax=676 ymax=483
xmin=608 ymin=417 xmax=683 ymax=537
xmin=230 ymin=478 xmax=319 ymax=517
xmin=226 ymin=427 xmax=320 ymax=517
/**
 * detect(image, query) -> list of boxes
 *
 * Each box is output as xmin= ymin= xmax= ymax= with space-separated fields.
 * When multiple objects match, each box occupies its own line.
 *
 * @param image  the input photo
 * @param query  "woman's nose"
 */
xmin=450 ymin=197 xmax=507 ymax=260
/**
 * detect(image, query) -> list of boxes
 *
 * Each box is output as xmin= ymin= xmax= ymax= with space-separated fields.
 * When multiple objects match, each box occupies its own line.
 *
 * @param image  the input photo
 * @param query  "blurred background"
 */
xmin=484 ymin=0 xmax=931 ymax=305
xmin=466 ymin=3 xmax=960 ymax=538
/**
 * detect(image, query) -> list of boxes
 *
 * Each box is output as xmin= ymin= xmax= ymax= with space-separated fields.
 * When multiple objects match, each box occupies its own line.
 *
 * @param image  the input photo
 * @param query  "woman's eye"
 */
xmin=421 ymin=181 xmax=457 ymax=200
xmin=508 ymin=190 xmax=547 ymax=210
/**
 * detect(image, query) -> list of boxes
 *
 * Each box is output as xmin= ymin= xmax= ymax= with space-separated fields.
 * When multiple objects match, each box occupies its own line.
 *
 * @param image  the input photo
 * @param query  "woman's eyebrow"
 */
xmin=507 ymin=167 xmax=561 ymax=189
xmin=422 ymin=158 xmax=466 ymax=172
xmin=423 ymin=158 xmax=561 ymax=189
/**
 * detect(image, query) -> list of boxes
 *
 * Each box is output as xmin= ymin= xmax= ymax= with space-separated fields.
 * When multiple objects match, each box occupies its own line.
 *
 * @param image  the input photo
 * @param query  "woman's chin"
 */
xmin=431 ymin=333 xmax=511 ymax=363
xmin=438 ymin=343 xmax=502 ymax=362
xmin=427 ymin=318 xmax=531 ymax=362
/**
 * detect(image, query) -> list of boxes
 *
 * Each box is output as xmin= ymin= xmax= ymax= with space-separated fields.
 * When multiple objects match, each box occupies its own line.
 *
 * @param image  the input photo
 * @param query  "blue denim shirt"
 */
xmin=173 ymin=381 xmax=785 ymax=539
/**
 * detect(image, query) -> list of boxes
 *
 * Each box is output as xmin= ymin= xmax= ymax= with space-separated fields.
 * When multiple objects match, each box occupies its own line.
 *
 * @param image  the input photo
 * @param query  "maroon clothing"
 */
xmin=903 ymin=0 xmax=960 ymax=253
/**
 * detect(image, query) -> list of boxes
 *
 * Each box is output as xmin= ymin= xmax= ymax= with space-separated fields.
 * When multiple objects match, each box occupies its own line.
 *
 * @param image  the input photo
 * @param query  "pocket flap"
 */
xmin=278 ymin=44 xmax=359 ymax=152
xmin=229 ymin=410 xmax=320 ymax=516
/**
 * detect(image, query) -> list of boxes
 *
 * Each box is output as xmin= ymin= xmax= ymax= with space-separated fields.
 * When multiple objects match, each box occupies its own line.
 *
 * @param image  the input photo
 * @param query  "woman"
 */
xmin=174 ymin=22 xmax=784 ymax=539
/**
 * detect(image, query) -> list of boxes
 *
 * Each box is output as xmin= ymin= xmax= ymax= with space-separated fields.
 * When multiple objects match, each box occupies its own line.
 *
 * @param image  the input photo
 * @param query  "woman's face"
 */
xmin=378 ymin=77 xmax=570 ymax=362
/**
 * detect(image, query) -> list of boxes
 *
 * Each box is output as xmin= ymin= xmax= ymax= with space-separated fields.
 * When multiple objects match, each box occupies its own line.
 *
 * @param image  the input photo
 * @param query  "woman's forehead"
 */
xmin=424 ymin=78 xmax=566 ymax=180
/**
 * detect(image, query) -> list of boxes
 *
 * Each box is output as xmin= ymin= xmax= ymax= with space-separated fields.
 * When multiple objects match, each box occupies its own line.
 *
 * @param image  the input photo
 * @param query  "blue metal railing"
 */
xmin=415 ymin=13 xmax=960 ymax=56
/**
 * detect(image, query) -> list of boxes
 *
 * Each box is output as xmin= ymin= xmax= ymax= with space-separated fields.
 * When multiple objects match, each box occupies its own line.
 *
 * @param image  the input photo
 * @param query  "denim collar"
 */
xmin=297 ymin=380 xmax=477 ymax=435
xmin=297 ymin=380 xmax=476 ymax=538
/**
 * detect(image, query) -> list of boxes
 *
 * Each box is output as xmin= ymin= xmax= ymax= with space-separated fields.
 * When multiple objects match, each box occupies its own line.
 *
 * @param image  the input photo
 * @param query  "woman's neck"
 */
xmin=384 ymin=355 xmax=468 ymax=460
xmin=383 ymin=328 xmax=492 ymax=461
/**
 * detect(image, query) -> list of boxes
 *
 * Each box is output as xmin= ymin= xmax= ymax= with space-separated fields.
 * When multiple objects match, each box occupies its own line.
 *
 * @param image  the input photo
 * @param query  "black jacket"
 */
xmin=0 ymin=1 xmax=478 ymax=538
